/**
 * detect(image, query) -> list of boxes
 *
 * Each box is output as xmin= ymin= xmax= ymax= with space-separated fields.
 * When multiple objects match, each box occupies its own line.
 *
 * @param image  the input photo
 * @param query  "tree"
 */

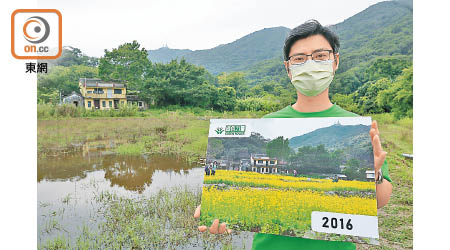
xmin=331 ymin=93 xmax=359 ymax=113
xmin=218 ymin=72 xmax=249 ymax=98
xmin=207 ymin=139 xmax=225 ymax=159
xmin=99 ymin=40 xmax=151 ymax=90
xmin=37 ymin=89 xmax=59 ymax=104
xmin=37 ymin=65 xmax=98 ymax=103
xmin=39 ymin=46 xmax=98 ymax=67
xmin=266 ymin=136 xmax=292 ymax=161
xmin=354 ymin=77 xmax=391 ymax=114
xmin=235 ymin=95 xmax=282 ymax=112
xmin=186 ymin=83 xmax=218 ymax=109
xmin=342 ymin=159 xmax=365 ymax=181
xmin=144 ymin=59 xmax=211 ymax=107
xmin=291 ymin=145 xmax=342 ymax=174
xmin=331 ymin=55 xmax=412 ymax=95
xmin=377 ymin=66 xmax=413 ymax=118
xmin=214 ymin=86 xmax=237 ymax=111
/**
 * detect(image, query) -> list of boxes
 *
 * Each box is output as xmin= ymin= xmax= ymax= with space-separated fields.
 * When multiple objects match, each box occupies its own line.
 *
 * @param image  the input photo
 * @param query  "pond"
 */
xmin=38 ymin=142 xmax=233 ymax=247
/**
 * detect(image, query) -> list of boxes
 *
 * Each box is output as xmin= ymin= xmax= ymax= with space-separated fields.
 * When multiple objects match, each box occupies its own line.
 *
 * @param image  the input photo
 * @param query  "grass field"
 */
xmin=362 ymin=114 xmax=413 ymax=250
xmin=37 ymin=106 xmax=266 ymax=162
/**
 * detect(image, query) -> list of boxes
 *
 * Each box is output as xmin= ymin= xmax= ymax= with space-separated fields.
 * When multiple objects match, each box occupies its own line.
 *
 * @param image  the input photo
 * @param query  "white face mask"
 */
xmin=289 ymin=59 xmax=335 ymax=97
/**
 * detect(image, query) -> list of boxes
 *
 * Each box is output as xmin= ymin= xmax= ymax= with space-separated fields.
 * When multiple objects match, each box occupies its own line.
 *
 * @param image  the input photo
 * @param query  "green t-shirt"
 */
xmin=252 ymin=104 xmax=391 ymax=250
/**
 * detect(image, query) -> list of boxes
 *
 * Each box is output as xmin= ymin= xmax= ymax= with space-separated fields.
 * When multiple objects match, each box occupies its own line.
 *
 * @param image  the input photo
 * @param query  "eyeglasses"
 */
xmin=288 ymin=50 xmax=334 ymax=65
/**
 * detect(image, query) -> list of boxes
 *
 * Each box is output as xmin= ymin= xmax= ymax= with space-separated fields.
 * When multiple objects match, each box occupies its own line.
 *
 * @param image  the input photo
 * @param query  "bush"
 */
xmin=235 ymin=96 xmax=283 ymax=112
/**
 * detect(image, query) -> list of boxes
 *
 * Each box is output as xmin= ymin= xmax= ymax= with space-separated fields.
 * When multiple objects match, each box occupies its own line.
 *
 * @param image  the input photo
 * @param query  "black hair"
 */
xmin=283 ymin=19 xmax=340 ymax=61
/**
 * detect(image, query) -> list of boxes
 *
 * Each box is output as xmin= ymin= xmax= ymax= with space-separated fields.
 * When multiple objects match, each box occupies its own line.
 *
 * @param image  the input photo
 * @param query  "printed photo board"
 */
xmin=200 ymin=117 xmax=379 ymax=245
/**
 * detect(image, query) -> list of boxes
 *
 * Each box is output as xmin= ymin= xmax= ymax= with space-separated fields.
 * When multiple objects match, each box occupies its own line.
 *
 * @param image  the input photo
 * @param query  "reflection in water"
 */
xmin=38 ymin=151 xmax=196 ymax=192
xmin=37 ymin=148 xmax=204 ymax=245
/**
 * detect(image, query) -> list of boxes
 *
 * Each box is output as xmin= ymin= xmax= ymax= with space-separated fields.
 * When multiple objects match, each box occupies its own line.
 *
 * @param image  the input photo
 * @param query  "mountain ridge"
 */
xmin=289 ymin=123 xmax=371 ymax=151
xmin=148 ymin=26 xmax=290 ymax=74
xmin=147 ymin=0 xmax=412 ymax=80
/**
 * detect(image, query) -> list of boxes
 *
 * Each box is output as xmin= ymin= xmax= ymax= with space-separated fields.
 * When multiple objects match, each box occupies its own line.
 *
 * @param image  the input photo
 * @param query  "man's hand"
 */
xmin=194 ymin=205 xmax=232 ymax=234
xmin=370 ymin=120 xmax=387 ymax=178
xmin=370 ymin=120 xmax=392 ymax=208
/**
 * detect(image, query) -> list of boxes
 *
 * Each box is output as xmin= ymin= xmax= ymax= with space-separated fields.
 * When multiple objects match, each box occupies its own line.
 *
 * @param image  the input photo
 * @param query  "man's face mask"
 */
xmin=288 ymin=59 xmax=335 ymax=97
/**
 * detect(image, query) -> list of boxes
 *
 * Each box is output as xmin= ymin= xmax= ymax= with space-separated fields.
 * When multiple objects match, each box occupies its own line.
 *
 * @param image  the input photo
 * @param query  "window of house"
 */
xmin=114 ymin=89 xmax=122 ymax=94
xmin=87 ymin=91 xmax=93 ymax=94
xmin=109 ymin=101 xmax=112 ymax=107
xmin=94 ymin=88 xmax=104 ymax=94
xmin=270 ymin=160 xmax=275 ymax=164
xmin=138 ymin=101 xmax=143 ymax=107
xmin=258 ymin=160 xmax=263 ymax=164
xmin=102 ymin=101 xmax=106 ymax=107
xmin=121 ymin=101 xmax=125 ymax=105
xmin=87 ymin=101 xmax=91 ymax=108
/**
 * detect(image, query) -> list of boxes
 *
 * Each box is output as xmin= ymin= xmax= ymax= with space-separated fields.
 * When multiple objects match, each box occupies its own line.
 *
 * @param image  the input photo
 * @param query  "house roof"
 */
xmin=251 ymin=154 xmax=277 ymax=160
xmin=62 ymin=92 xmax=83 ymax=103
xmin=126 ymin=95 xmax=140 ymax=101
xmin=79 ymin=78 xmax=126 ymax=88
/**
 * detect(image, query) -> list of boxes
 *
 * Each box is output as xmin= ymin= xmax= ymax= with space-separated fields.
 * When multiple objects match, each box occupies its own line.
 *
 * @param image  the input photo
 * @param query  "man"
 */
xmin=333 ymin=174 xmax=339 ymax=183
xmin=195 ymin=20 xmax=392 ymax=250
xmin=212 ymin=161 xmax=217 ymax=175
xmin=205 ymin=163 xmax=210 ymax=176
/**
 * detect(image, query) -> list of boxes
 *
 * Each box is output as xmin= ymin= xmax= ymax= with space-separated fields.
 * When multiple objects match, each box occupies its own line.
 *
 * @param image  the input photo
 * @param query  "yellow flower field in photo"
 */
xmin=201 ymin=170 xmax=377 ymax=236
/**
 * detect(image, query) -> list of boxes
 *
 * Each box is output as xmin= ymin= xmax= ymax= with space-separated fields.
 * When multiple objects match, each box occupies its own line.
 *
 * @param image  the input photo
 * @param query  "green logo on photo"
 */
xmin=225 ymin=125 xmax=246 ymax=135
xmin=215 ymin=127 xmax=224 ymax=134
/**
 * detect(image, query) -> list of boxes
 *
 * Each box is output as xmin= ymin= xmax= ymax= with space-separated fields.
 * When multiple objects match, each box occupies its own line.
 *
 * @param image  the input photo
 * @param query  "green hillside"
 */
xmin=148 ymin=27 xmax=290 ymax=74
xmin=289 ymin=123 xmax=371 ymax=151
xmin=146 ymin=47 xmax=192 ymax=63
xmin=330 ymin=0 xmax=413 ymax=94
xmin=289 ymin=123 xmax=374 ymax=170
xmin=147 ymin=0 xmax=412 ymax=85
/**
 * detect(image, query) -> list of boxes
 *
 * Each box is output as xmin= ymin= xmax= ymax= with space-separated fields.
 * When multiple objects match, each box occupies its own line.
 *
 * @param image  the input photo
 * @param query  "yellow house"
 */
xmin=79 ymin=78 xmax=127 ymax=110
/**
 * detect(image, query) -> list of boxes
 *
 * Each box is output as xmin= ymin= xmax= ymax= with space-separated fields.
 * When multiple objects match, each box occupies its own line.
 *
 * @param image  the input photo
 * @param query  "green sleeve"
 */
xmin=252 ymin=233 xmax=356 ymax=250
xmin=381 ymin=159 xmax=392 ymax=183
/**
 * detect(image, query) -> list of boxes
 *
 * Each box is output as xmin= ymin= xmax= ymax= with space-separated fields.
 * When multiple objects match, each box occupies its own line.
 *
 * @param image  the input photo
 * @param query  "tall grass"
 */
xmin=37 ymin=110 xmax=210 ymax=163
xmin=38 ymin=103 xmax=268 ymax=119
xmin=38 ymin=187 xmax=242 ymax=250
xmin=37 ymin=103 xmax=143 ymax=119
xmin=37 ymin=106 xmax=266 ymax=160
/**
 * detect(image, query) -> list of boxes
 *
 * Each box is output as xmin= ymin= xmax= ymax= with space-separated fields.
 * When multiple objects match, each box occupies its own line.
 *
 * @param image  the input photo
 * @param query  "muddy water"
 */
xmin=37 ymin=146 xmax=205 ymax=245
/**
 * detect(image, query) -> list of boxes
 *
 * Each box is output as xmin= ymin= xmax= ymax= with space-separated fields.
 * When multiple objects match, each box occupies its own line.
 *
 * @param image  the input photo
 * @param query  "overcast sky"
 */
xmin=38 ymin=0 xmax=385 ymax=57
xmin=210 ymin=117 xmax=372 ymax=140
